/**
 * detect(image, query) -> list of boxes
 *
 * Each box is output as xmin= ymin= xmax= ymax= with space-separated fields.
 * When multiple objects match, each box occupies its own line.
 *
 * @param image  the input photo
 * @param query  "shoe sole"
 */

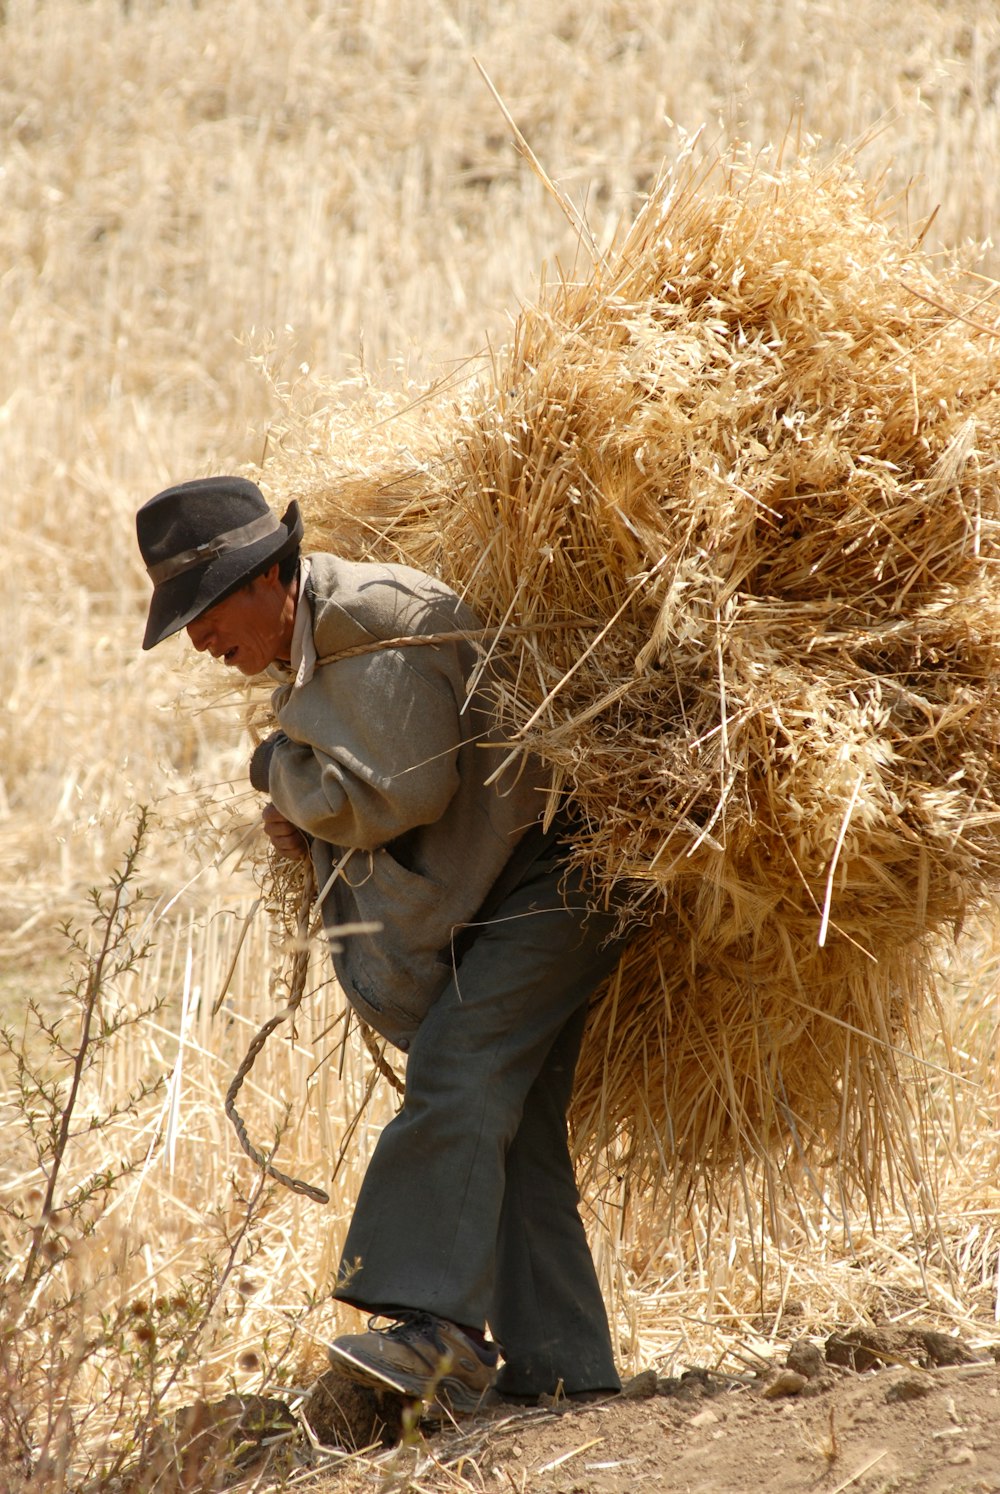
xmin=327 ymin=1342 xmax=488 ymax=1414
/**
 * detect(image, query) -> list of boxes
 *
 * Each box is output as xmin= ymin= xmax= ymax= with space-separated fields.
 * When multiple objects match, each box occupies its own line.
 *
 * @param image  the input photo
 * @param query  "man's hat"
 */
xmin=136 ymin=476 xmax=303 ymax=650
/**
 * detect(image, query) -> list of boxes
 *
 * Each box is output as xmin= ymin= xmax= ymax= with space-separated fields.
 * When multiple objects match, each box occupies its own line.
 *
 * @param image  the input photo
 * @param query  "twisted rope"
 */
xmin=224 ymin=864 xmax=331 ymax=1204
xmin=358 ymin=1019 xmax=406 ymax=1095
xmin=223 ymin=858 xmax=406 ymax=1201
xmin=315 ymin=619 xmax=581 ymax=668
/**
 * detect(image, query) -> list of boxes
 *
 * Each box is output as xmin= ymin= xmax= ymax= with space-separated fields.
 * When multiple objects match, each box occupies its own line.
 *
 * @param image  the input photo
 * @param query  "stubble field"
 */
xmin=5 ymin=2 xmax=1000 ymax=1490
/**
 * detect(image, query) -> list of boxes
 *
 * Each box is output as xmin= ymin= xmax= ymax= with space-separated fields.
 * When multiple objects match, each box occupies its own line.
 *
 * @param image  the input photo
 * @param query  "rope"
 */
xmin=224 ymin=865 xmax=331 ymax=1205
xmin=223 ymin=861 xmax=406 ymax=1200
xmin=315 ymin=619 xmax=582 ymax=668
xmin=358 ymin=1019 xmax=406 ymax=1095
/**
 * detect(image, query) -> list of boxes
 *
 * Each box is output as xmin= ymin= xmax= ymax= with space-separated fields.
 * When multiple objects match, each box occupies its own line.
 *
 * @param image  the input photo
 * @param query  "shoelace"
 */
xmin=366 ymin=1311 xmax=498 ymax=1367
xmin=367 ymin=1310 xmax=441 ymax=1345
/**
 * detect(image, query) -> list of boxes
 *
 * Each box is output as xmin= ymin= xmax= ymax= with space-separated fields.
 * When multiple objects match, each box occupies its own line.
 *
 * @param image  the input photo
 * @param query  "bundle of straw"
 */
xmin=262 ymin=146 xmax=1000 ymax=1197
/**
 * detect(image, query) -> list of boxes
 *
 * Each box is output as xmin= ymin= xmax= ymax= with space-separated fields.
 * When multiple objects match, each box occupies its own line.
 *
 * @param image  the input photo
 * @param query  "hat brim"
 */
xmin=142 ymin=501 xmax=304 ymax=650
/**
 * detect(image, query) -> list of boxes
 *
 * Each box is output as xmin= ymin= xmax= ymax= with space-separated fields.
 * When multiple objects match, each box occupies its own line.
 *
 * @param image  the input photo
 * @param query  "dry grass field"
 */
xmin=5 ymin=1 xmax=1000 ymax=1489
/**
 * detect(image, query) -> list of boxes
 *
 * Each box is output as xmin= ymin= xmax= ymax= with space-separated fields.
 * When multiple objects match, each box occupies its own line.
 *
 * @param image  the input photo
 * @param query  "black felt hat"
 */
xmin=137 ymin=476 xmax=303 ymax=650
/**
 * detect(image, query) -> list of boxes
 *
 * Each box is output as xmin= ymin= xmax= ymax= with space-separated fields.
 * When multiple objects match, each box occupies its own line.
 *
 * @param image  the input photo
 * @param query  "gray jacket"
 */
xmin=266 ymin=552 xmax=549 ymax=1049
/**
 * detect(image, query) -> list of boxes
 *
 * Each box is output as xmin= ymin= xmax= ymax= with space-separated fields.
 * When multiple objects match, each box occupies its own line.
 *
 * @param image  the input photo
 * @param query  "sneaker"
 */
xmin=327 ymin=1312 xmax=498 ymax=1413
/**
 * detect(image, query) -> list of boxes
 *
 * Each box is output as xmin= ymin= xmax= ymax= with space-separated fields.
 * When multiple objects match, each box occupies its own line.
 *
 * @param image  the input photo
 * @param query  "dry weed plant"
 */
xmin=0 ymin=811 xmax=393 ymax=1491
xmin=0 ymin=813 xmax=315 ymax=1491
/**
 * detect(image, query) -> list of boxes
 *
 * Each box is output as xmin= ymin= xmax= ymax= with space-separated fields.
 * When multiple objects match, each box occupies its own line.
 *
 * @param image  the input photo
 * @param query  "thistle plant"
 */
xmin=0 ymin=811 xmax=287 ymax=1492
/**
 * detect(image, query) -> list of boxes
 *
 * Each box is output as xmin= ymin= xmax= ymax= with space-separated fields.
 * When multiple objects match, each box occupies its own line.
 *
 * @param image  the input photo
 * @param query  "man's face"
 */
xmin=185 ymin=565 xmax=294 ymax=676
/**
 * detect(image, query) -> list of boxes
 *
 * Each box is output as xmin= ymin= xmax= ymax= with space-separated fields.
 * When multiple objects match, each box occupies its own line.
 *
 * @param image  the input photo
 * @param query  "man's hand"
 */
xmin=262 ymin=802 xmax=310 ymax=861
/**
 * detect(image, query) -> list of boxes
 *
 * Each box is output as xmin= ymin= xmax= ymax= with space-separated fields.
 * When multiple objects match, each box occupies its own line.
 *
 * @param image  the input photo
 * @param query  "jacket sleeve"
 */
xmin=266 ymin=649 xmax=465 ymax=850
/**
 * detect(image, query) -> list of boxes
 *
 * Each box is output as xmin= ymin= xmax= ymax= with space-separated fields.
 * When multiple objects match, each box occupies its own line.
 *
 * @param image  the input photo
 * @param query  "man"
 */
xmin=137 ymin=474 xmax=626 ymax=1414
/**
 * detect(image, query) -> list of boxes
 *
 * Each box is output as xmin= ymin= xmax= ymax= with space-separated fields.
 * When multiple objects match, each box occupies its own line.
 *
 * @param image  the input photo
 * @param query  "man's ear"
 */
xmin=252 ymin=562 xmax=282 ymax=592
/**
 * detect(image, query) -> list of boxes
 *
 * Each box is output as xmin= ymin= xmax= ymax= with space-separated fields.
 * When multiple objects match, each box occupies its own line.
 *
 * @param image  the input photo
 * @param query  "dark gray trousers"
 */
xmin=334 ymin=841 xmax=625 ymax=1396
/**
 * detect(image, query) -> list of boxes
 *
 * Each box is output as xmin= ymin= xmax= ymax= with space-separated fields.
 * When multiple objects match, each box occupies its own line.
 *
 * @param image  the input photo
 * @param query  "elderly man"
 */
xmin=137 ymin=474 xmax=625 ymax=1414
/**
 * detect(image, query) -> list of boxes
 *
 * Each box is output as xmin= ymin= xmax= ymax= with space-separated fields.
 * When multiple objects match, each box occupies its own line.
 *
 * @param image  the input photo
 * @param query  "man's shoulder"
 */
xmin=306 ymin=552 xmax=478 ymax=648
xmin=306 ymin=551 xmax=447 ymax=600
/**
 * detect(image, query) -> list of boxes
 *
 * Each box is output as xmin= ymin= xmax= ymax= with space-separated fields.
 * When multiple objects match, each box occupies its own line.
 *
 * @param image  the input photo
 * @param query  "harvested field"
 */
xmin=5 ymin=2 xmax=1000 ymax=1490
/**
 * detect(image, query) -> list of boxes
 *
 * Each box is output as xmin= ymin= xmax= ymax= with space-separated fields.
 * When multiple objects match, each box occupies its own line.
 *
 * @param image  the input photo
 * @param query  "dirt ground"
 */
xmin=313 ymin=1355 xmax=1000 ymax=1494
xmin=384 ymin=1360 xmax=1000 ymax=1494
xmin=186 ymin=1326 xmax=1000 ymax=1494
